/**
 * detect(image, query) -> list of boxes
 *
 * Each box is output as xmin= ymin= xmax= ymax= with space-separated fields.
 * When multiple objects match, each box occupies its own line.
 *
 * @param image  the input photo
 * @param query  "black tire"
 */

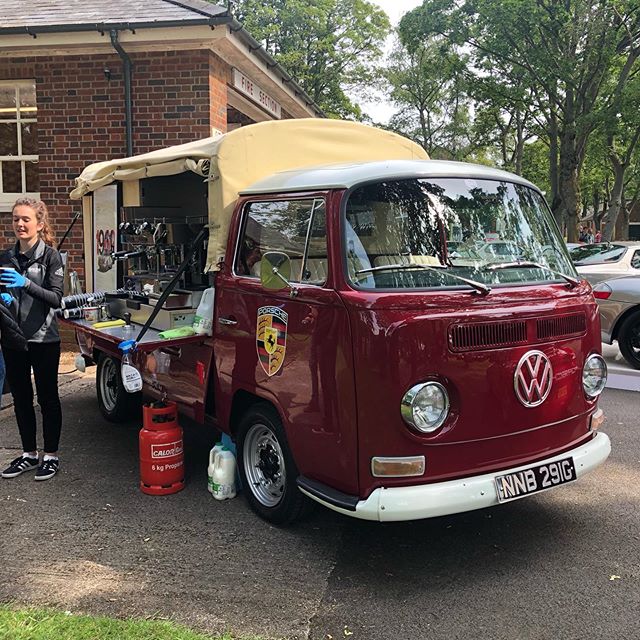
xmin=618 ymin=309 xmax=640 ymax=370
xmin=237 ymin=403 xmax=312 ymax=525
xmin=96 ymin=353 xmax=141 ymax=422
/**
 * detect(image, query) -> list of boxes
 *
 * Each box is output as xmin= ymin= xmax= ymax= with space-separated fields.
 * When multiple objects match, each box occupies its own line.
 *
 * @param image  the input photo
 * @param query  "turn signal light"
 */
xmin=590 ymin=408 xmax=605 ymax=431
xmin=371 ymin=456 xmax=425 ymax=478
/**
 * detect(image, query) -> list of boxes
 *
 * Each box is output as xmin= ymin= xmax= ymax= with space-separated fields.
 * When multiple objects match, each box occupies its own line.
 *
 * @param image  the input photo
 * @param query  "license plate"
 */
xmin=495 ymin=457 xmax=576 ymax=503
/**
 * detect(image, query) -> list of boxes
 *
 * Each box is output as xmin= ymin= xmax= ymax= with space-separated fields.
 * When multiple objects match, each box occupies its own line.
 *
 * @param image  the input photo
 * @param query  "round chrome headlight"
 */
xmin=583 ymin=354 xmax=607 ymax=398
xmin=401 ymin=382 xmax=449 ymax=433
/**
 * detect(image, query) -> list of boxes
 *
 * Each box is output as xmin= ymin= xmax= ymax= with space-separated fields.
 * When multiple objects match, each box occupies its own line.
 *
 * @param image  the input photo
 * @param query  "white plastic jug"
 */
xmin=207 ymin=442 xmax=224 ymax=494
xmin=211 ymin=448 xmax=237 ymax=500
xmin=193 ymin=287 xmax=215 ymax=336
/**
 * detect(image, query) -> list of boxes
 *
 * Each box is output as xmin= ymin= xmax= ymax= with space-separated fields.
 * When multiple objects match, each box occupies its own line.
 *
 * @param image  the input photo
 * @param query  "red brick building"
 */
xmin=0 ymin=0 xmax=322 ymax=284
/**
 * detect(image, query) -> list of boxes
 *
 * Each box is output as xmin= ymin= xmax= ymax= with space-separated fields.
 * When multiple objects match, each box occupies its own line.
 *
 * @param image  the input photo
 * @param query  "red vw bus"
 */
xmin=69 ymin=124 xmax=610 ymax=525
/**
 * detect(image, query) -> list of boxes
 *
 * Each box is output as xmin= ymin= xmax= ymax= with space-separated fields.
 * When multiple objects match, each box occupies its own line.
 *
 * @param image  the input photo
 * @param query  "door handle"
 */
xmin=218 ymin=317 xmax=238 ymax=326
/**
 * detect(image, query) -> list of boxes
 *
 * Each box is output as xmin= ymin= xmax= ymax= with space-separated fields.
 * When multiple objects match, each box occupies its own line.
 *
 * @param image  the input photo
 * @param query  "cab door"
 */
xmin=214 ymin=195 xmax=359 ymax=496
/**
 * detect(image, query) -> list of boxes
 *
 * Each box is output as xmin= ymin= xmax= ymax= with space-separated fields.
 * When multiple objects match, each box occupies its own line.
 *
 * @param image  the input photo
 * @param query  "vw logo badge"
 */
xmin=514 ymin=350 xmax=553 ymax=407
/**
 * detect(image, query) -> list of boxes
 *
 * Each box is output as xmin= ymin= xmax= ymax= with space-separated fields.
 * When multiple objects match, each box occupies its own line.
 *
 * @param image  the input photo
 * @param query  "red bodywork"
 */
xmin=72 ymin=187 xmax=602 ymax=503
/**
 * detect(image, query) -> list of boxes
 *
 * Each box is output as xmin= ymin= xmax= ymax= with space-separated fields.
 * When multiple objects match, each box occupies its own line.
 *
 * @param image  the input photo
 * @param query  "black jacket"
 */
xmin=0 ymin=303 xmax=27 ymax=351
xmin=0 ymin=240 xmax=64 ymax=343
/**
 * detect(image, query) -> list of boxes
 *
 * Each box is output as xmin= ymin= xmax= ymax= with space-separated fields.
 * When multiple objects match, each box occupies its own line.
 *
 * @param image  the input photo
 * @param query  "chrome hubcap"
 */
xmin=243 ymin=423 xmax=285 ymax=508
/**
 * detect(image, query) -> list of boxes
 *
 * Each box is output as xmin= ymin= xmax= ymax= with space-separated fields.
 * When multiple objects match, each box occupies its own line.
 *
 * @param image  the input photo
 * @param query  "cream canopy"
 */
xmin=70 ymin=119 xmax=429 ymax=271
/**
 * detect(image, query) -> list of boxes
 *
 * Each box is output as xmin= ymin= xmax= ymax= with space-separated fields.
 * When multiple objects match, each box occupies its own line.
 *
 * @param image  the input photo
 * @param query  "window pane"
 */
xmin=0 ymin=86 xmax=17 ymax=120
xmin=21 ymin=122 xmax=38 ymax=155
xmin=2 ymin=161 xmax=22 ymax=192
xmin=236 ymin=198 xmax=328 ymax=284
xmin=0 ymin=122 xmax=18 ymax=155
xmin=25 ymin=160 xmax=39 ymax=192
xmin=18 ymin=84 xmax=37 ymax=114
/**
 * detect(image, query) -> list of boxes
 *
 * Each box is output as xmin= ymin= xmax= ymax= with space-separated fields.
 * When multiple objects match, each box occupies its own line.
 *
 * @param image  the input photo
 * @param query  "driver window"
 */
xmin=234 ymin=198 xmax=328 ymax=284
xmin=631 ymin=250 xmax=640 ymax=269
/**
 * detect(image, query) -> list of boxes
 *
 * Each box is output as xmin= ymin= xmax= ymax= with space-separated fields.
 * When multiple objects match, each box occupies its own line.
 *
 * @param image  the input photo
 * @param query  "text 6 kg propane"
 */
xmin=139 ymin=400 xmax=184 ymax=495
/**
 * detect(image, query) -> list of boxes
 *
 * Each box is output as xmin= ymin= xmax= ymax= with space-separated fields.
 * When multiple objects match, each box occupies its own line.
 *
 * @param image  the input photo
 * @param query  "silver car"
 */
xmin=594 ymin=275 xmax=640 ymax=369
xmin=570 ymin=241 xmax=640 ymax=285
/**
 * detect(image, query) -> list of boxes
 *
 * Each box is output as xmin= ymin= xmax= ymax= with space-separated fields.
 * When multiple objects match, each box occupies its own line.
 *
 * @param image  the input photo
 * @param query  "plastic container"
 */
xmin=211 ymin=447 xmax=237 ymax=500
xmin=193 ymin=287 xmax=215 ymax=336
xmin=207 ymin=442 xmax=224 ymax=494
xmin=121 ymin=343 xmax=142 ymax=393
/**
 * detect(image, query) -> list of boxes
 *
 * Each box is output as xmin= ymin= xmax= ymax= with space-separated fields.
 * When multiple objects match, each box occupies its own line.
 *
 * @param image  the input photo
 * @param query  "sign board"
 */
xmin=232 ymin=69 xmax=282 ymax=119
xmin=93 ymin=184 xmax=118 ymax=292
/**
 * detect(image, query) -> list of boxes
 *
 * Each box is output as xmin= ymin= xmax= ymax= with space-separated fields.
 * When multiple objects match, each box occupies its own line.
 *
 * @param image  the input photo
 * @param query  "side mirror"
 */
xmin=260 ymin=251 xmax=292 ymax=291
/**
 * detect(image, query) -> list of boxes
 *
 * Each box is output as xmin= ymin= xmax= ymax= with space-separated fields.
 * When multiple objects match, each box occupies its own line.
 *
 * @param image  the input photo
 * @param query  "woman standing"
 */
xmin=0 ymin=198 xmax=64 ymax=481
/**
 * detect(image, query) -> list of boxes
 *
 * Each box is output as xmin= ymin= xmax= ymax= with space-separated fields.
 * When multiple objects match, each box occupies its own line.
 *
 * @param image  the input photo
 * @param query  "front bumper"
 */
xmin=299 ymin=432 xmax=611 ymax=522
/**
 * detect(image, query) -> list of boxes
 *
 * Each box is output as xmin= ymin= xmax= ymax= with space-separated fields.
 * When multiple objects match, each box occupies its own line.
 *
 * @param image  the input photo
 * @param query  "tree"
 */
xmin=383 ymin=37 xmax=479 ymax=159
xmin=399 ymin=0 xmax=640 ymax=241
xmin=231 ymin=0 xmax=390 ymax=118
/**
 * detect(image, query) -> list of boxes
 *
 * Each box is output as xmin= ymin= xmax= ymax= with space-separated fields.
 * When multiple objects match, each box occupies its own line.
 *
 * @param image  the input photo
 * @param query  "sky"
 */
xmin=360 ymin=0 xmax=423 ymax=122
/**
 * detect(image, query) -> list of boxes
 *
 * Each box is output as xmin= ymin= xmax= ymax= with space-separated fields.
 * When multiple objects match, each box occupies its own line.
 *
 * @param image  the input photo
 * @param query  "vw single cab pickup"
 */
xmin=68 ymin=120 xmax=610 ymax=524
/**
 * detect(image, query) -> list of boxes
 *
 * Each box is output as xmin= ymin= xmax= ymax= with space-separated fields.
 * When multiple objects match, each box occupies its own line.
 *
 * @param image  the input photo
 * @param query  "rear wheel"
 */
xmin=618 ymin=309 xmax=640 ymax=370
xmin=237 ymin=403 xmax=312 ymax=525
xmin=96 ymin=353 xmax=141 ymax=422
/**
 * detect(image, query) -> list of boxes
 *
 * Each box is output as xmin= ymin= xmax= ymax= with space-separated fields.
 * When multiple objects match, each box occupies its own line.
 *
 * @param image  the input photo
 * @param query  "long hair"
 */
xmin=12 ymin=197 xmax=56 ymax=246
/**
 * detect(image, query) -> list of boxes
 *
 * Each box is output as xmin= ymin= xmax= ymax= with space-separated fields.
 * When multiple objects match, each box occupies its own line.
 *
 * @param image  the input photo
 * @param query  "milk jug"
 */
xmin=211 ymin=447 xmax=237 ymax=500
xmin=207 ymin=442 xmax=224 ymax=494
xmin=193 ymin=287 xmax=215 ymax=336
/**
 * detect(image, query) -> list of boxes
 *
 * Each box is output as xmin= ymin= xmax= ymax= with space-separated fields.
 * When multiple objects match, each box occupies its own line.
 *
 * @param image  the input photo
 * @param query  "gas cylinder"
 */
xmin=139 ymin=401 xmax=184 ymax=495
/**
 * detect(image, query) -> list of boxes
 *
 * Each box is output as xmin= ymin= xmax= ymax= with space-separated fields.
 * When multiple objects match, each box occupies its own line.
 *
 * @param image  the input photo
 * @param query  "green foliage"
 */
xmin=397 ymin=0 xmax=640 ymax=234
xmin=231 ymin=0 xmax=390 ymax=118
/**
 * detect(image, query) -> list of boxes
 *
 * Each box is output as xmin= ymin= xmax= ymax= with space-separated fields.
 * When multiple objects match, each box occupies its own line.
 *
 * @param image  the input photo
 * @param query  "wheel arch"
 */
xmin=229 ymin=389 xmax=280 ymax=438
xmin=611 ymin=304 xmax=640 ymax=341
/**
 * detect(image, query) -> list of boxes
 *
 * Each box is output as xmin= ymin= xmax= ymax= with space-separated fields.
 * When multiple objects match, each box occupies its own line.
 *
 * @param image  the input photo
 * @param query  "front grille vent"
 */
xmin=536 ymin=313 xmax=586 ymax=340
xmin=449 ymin=321 xmax=528 ymax=352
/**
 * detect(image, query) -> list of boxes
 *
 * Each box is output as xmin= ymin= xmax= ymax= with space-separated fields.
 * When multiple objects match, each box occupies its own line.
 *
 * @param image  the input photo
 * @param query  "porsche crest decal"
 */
xmin=257 ymin=306 xmax=288 ymax=376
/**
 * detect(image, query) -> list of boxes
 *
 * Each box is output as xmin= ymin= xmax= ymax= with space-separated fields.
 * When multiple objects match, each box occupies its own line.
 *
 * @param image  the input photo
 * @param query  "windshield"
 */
xmin=570 ymin=243 xmax=626 ymax=265
xmin=343 ymin=177 xmax=577 ymax=290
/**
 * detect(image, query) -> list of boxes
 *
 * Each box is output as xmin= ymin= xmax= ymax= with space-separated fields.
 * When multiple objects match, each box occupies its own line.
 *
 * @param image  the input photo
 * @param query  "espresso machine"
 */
xmin=106 ymin=206 xmax=209 ymax=330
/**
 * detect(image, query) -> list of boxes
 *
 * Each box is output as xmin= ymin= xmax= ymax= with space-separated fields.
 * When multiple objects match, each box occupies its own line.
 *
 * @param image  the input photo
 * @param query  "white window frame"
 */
xmin=0 ymin=80 xmax=39 ymax=211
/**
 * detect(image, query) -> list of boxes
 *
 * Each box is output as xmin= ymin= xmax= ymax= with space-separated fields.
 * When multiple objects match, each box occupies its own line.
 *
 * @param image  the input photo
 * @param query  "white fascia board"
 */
xmin=211 ymin=28 xmax=317 ymax=119
xmin=0 ymin=25 xmax=225 ymax=58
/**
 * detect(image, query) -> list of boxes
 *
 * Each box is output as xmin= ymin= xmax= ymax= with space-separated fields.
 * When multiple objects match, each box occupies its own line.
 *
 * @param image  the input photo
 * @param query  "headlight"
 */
xmin=583 ymin=354 xmax=607 ymax=398
xmin=401 ymin=382 xmax=449 ymax=433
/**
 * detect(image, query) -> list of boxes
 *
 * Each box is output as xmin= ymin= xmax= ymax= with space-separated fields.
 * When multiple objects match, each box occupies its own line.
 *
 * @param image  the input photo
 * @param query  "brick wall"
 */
xmin=0 ymin=49 xmax=230 ymax=286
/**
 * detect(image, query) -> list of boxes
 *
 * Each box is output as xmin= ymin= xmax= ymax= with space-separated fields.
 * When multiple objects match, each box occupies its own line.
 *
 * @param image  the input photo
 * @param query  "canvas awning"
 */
xmin=70 ymin=119 xmax=429 ymax=271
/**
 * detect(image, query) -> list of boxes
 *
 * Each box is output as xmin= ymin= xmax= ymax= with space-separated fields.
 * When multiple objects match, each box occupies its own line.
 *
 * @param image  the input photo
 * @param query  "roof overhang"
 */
xmin=0 ymin=17 xmax=323 ymax=118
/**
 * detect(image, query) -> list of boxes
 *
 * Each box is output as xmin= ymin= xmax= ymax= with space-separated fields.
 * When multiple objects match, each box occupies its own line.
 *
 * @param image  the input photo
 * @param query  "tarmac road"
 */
xmin=0 ymin=375 xmax=639 ymax=640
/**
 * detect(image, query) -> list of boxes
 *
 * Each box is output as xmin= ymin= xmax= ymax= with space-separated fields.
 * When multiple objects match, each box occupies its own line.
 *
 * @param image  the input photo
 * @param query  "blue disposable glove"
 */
xmin=0 ymin=293 xmax=12 ymax=306
xmin=0 ymin=270 xmax=27 ymax=288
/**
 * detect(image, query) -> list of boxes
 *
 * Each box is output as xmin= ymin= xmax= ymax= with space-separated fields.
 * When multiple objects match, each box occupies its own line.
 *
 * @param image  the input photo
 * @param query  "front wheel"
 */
xmin=237 ymin=403 xmax=312 ymax=525
xmin=96 ymin=353 xmax=141 ymax=422
xmin=618 ymin=309 xmax=640 ymax=370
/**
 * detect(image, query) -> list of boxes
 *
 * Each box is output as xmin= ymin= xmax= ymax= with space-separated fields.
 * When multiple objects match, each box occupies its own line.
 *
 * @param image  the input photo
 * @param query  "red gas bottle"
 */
xmin=139 ymin=401 xmax=184 ymax=495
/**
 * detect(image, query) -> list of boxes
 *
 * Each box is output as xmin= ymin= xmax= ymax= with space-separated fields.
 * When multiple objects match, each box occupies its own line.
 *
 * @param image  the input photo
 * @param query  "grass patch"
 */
xmin=0 ymin=605 xmax=249 ymax=640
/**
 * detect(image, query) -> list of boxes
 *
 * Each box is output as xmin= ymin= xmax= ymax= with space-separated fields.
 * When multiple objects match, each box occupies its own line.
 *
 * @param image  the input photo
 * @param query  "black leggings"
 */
xmin=3 ymin=342 xmax=62 ymax=454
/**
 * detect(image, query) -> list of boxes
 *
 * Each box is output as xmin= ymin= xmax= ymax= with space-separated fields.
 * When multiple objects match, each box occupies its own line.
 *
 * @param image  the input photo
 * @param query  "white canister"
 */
xmin=211 ymin=448 xmax=237 ymax=500
xmin=193 ymin=287 xmax=215 ymax=336
xmin=207 ymin=442 xmax=224 ymax=495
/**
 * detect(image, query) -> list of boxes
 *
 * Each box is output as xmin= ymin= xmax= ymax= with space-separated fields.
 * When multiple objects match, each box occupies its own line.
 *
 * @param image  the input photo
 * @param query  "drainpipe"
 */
xmin=110 ymin=29 xmax=133 ymax=156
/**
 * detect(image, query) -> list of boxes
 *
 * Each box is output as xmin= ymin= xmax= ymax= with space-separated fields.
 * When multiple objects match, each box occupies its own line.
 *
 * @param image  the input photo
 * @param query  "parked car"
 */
xmin=593 ymin=275 xmax=640 ymax=369
xmin=570 ymin=242 xmax=640 ymax=285
xmin=477 ymin=240 xmax=524 ymax=262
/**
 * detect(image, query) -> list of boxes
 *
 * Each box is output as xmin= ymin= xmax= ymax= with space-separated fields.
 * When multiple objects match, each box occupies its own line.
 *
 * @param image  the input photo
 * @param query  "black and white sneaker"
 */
xmin=35 ymin=458 xmax=59 ymax=481
xmin=1 ymin=456 xmax=39 ymax=478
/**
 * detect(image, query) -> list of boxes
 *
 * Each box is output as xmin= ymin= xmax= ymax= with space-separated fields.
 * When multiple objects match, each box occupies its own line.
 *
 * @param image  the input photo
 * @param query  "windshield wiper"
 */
xmin=483 ymin=261 xmax=580 ymax=287
xmin=356 ymin=263 xmax=491 ymax=295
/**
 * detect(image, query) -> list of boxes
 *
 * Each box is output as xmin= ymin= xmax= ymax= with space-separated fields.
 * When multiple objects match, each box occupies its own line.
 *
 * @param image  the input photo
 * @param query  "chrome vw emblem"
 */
xmin=514 ymin=350 xmax=553 ymax=407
